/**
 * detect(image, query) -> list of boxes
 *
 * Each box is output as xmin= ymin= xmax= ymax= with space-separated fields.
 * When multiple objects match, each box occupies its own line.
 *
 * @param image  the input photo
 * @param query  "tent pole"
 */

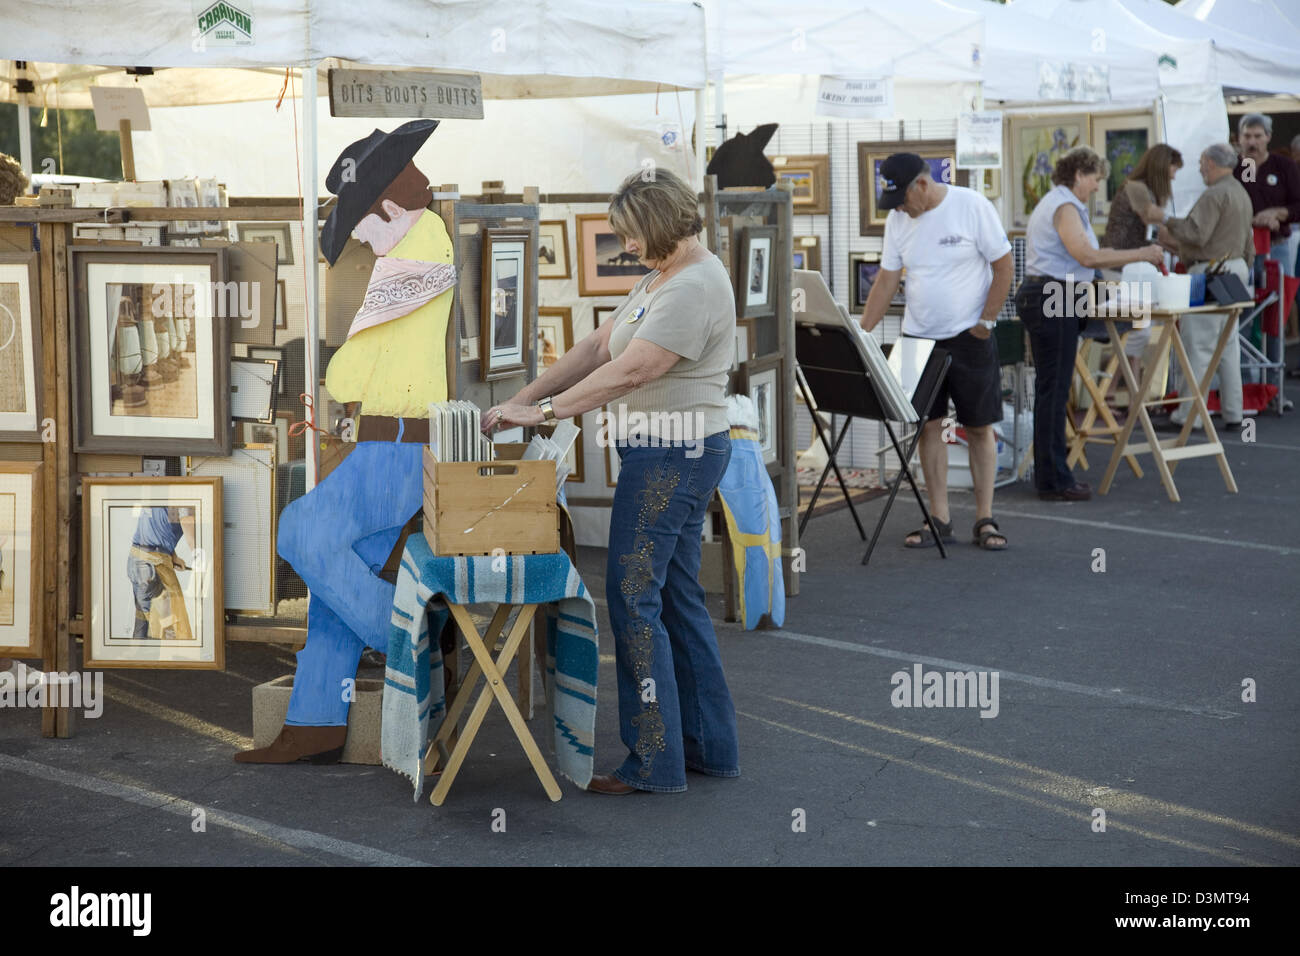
xmin=303 ymin=61 xmax=320 ymax=492
xmin=694 ymin=86 xmax=706 ymax=192
xmin=16 ymin=61 xmax=33 ymax=181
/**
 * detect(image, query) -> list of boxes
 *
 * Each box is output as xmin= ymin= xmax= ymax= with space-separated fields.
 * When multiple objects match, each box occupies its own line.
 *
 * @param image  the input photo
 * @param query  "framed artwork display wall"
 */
xmin=537 ymin=220 xmax=572 ymax=280
xmin=737 ymin=225 xmax=778 ymax=318
xmin=479 ymin=227 xmax=533 ymax=381
xmin=71 ymin=246 xmax=232 ymax=456
xmin=858 ymin=139 xmax=969 ymax=236
xmin=1008 ymin=115 xmax=1085 ymax=228
xmin=0 ymin=252 xmax=43 ymax=442
xmin=772 ymin=154 xmax=831 ymax=215
xmin=82 ymin=476 xmax=225 ymax=670
xmin=1089 ymin=112 xmax=1156 ymax=221
xmin=0 ymin=461 xmax=43 ymax=657
xmin=575 ymin=213 xmax=651 ymax=296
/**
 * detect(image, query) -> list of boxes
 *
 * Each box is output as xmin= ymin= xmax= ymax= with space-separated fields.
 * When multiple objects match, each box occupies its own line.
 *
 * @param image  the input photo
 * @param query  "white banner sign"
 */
xmin=957 ymin=111 xmax=1003 ymax=169
xmin=89 ymin=87 xmax=151 ymax=132
xmin=816 ymin=76 xmax=893 ymax=119
xmin=1037 ymin=61 xmax=1111 ymax=103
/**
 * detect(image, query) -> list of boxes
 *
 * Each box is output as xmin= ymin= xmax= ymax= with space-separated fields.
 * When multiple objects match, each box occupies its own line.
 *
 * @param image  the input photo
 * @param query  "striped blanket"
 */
xmin=381 ymin=532 xmax=598 ymax=799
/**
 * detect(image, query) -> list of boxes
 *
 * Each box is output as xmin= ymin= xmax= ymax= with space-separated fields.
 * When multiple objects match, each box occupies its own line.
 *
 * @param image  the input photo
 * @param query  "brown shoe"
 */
xmin=587 ymin=772 xmax=639 ymax=795
xmin=234 ymin=724 xmax=346 ymax=764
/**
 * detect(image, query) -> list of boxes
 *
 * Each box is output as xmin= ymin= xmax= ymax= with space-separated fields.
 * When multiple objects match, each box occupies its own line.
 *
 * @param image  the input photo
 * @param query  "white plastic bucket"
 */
xmin=1154 ymin=274 xmax=1191 ymax=310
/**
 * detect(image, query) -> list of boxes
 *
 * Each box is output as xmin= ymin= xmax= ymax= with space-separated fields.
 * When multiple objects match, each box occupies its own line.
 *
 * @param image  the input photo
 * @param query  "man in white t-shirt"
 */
xmin=862 ymin=153 xmax=1014 ymax=551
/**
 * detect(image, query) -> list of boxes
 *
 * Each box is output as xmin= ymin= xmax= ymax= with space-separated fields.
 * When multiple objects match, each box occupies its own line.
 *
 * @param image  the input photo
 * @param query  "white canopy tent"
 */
xmin=1 ymin=0 xmax=708 ymax=487
xmin=1177 ymin=0 xmax=1300 ymax=73
xmin=943 ymin=0 xmax=1160 ymax=106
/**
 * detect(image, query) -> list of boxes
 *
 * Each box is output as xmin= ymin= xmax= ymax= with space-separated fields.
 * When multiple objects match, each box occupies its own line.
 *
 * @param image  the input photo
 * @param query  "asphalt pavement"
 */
xmin=2 ymin=407 xmax=1297 ymax=867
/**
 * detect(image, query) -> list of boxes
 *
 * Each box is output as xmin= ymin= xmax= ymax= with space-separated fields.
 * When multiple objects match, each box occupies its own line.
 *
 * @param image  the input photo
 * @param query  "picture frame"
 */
xmin=793 ymin=235 xmax=822 ymax=273
xmin=1089 ymin=111 xmax=1156 ymax=221
xmin=734 ymin=318 xmax=754 ymax=369
xmin=236 ymin=223 xmax=293 ymax=266
xmin=247 ymin=346 xmax=285 ymax=395
xmin=167 ymin=179 xmax=200 ymax=235
xmin=857 ymin=139 xmax=969 ymax=236
xmin=576 ymin=213 xmax=651 ymax=296
xmin=737 ymin=225 xmax=778 ymax=319
xmin=229 ymin=357 xmax=278 ymax=424
xmin=850 ymin=251 xmax=882 ymax=311
xmin=772 ymin=154 xmax=831 ymax=215
xmin=536 ymin=306 xmax=574 ymax=373
xmin=82 ymin=476 xmax=225 ymax=670
xmin=276 ymin=279 xmax=288 ymax=330
xmin=537 ymin=220 xmax=572 ymax=280
xmin=241 ymin=411 xmax=294 ymax=463
xmin=0 ymin=461 xmax=43 ymax=658
xmin=0 ymin=252 xmax=44 ymax=442
xmin=71 ymin=246 xmax=232 ymax=456
xmin=479 ymin=226 xmax=533 ymax=381
xmin=593 ymin=305 xmax=619 ymax=328
xmin=1008 ymin=115 xmax=1086 ymax=228
xmin=185 ymin=445 xmax=276 ymax=615
xmin=740 ymin=355 xmax=783 ymax=470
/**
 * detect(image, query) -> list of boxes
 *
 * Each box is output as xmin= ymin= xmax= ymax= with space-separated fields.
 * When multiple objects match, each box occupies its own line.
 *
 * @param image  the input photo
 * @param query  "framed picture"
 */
xmin=536 ymin=306 xmax=574 ymax=372
xmin=734 ymin=318 xmax=754 ymax=368
xmin=0 ymin=462 xmax=43 ymax=658
xmin=576 ymin=213 xmax=651 ymax=296
xmin=738 ymin=225 xmax=778 ymax=318
xmin=1008 ymin=115 xmax=1085 ymax=227
xmin=857 ymin=139 xmax=969 ymax=236
xmin=980 ymin=167 xmax=1002 ymax=200
xmin=71 ymin=246 xmax=231 ymax=456
xmin=236 ymin=223 xmax=293 ymax=266
xmin=1090 ymin=111 xmax=1156 ymax=220
xmin=247 ymin=346 xmax=285 ymax=395
xmin=275 ymin=279 xmax=288 ymax=330
xmin=229 ymin=357 xmax=278 ymax=424
xmin=741 ymin=355 xmax=783 ymax=469
xmin=479 ymin=227 xmax=533 ymax=381
xmin=82 ymin=477 xmax=225 ymax=670
xmin=185 ymin=445 xmax=276 ymax=614
xmin=562 ymin=420 xmax=584 ymax=484
xmin=241 ymin=412 xmax=294 ymax=463
xmin=850 ymin=252 xmax=882 ymax=310
xmin=0 ymin=252 xmax=43 ymax=442
xmin=793 ymin=235 xmax=822 ymax=273
xmin=593 ymin=305 xmax=619 ymax=328
xmin=772 ymin=154 xmax=831 ymax=215
xmin=167 ymin=179 xmax=200 ymax=235
xmin=537 ymin=220 xmax=572 ymax=280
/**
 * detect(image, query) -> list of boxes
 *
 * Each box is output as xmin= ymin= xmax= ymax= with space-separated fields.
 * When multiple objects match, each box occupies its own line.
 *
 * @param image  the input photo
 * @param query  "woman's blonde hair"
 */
xmin=607 ymin=167 xmax=702 ymax=260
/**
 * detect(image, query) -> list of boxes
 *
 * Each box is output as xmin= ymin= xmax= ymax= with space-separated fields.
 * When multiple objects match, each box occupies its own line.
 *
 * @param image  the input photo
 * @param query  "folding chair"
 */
xmin=795 ymin=320 xmax=952 ymax=566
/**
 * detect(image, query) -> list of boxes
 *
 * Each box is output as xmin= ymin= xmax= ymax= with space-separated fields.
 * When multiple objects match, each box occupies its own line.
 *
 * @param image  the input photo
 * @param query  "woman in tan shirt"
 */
xmin=484 ymin=168 xmax=740 ymax=795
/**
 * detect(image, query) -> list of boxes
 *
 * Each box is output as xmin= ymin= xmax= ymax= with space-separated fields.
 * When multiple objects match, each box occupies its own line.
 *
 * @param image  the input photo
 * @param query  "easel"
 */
xmin=794 ymin=320 xmax=952 ymax=566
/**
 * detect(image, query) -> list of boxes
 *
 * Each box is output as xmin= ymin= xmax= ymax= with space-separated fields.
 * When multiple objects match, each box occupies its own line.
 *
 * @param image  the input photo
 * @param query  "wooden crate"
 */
xmin=422 ymin=445 xmax=558 ymax=556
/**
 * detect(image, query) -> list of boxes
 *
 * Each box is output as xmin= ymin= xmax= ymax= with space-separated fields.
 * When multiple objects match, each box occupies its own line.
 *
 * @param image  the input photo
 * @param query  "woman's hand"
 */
xmin=480 ymin=402 xmax=544 ymax=435
xmin=1134 ymin=243 xmax=1165 ymax=267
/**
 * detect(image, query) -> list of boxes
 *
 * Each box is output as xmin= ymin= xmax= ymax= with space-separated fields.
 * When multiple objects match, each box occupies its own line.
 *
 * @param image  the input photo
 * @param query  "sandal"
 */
xmin=904 ymin=517 xmax=955 ymax=549
xmin=973 ymin=517 xmax=1007 ymax=551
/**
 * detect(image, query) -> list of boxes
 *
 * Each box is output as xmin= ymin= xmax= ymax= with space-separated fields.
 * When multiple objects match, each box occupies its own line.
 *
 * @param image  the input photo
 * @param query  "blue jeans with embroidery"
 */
xmin=607 ymin=431 xmax=740 ymax=792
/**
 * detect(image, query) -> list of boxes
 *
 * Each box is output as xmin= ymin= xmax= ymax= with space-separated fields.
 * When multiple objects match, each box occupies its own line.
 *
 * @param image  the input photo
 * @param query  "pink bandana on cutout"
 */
xmin=346 ymin=256 xmax=457 ymax=340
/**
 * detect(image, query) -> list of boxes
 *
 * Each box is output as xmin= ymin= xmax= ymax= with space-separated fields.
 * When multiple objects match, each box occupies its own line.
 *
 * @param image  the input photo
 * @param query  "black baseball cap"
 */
xmin=877 ymin=152 xmax=928 ymax=211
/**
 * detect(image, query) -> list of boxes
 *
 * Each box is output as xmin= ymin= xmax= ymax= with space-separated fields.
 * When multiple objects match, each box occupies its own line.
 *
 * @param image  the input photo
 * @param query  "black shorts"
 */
xmin=914 ymin=329 xmax=1002 ymax=428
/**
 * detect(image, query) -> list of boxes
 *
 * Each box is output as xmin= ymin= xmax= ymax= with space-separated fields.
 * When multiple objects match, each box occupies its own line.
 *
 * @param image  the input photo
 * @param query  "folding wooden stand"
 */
xmin=423 ymin=601 xmax=561 ymax=806
xmin=1098 ymin=303 xmax=1251 ymax=502
xmin=1067 ymin=335 xmax=1143 ymax=478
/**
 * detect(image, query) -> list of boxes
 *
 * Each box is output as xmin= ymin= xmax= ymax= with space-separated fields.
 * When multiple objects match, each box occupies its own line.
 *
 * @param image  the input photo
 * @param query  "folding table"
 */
xmin=1067 ymin=334 xmax=1143 ymax=478
xmin=1097 ymin=301 xmax=1254 ymax=502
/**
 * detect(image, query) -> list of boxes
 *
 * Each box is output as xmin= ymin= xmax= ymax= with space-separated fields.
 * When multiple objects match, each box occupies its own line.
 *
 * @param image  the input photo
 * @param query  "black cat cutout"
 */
xmin=706 ymin=123 xmax=779 ymax=189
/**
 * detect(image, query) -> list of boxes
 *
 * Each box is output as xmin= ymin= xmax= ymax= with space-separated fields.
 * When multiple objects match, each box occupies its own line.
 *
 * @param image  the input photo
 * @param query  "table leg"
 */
xmin=1166 ymin=310 xmax=1238 ymax=493
xmin=425 ymin=603 xmax=510 ymax=774
xmin=1100 ymin=319 xmax=1172 ymax=495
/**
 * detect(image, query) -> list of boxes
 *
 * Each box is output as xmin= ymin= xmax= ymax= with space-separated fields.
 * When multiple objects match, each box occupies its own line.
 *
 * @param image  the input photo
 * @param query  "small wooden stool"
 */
xmin=423 ymin=601 xmax=561 ymax=806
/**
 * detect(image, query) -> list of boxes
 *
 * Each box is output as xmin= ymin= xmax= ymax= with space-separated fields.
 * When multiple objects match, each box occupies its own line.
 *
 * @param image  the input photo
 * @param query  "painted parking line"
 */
xmin=735 ymin=709 xmax=1268 ymax=866
xmin=742 ymin=627 xmax=1238 ymax=720
xmin=946 ymin=502 xmax=1295 ymax=555
xmin=0 ymin=753 xmax=427 ymax=867
xmin=762 ymin=695 xmax=1300 ymax=851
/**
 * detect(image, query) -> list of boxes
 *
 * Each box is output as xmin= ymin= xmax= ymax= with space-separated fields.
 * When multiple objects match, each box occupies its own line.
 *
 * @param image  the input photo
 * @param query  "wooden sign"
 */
xmin=328 ymin=69 xmax=484 ymax=120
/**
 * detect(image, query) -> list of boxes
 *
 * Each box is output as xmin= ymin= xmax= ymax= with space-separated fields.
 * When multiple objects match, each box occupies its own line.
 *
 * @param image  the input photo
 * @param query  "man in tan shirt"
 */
xmin=1143 ymin=144 xmax=1254 ymax=430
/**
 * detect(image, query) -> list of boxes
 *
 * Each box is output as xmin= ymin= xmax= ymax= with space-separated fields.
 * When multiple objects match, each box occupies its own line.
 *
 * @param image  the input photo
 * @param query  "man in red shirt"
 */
xmin=1234 ymin=113 xmax=1300 ymax=380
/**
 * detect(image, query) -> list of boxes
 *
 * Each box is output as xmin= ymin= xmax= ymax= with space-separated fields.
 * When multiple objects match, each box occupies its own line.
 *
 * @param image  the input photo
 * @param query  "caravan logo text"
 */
xmin=197 ymin=2 xmax=253 ymax=43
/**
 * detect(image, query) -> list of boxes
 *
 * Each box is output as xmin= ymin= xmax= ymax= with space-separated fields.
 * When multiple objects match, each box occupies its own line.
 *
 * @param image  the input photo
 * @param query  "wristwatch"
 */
xmin=978 ymin=319 xmax=997 ymax=331
xmin=536 ymin=396 xmax=557 ymax=423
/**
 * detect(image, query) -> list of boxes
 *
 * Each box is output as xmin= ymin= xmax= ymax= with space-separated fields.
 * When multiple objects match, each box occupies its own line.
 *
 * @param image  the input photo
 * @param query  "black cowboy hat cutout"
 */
xmin=319 ymin=119 xmax=438 ymax=266
xmin=705 ymin=123 xmax=779 ymax=189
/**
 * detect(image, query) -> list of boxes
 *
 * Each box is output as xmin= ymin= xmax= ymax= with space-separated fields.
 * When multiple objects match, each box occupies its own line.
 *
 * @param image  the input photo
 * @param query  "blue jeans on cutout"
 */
xmin=606 ymin=431 xmax=740 ymax=792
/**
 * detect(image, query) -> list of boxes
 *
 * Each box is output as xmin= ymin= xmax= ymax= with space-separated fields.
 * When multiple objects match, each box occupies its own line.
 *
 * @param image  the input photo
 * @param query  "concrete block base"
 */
xmin=251 ymin=675 xmax=384 ymax=765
